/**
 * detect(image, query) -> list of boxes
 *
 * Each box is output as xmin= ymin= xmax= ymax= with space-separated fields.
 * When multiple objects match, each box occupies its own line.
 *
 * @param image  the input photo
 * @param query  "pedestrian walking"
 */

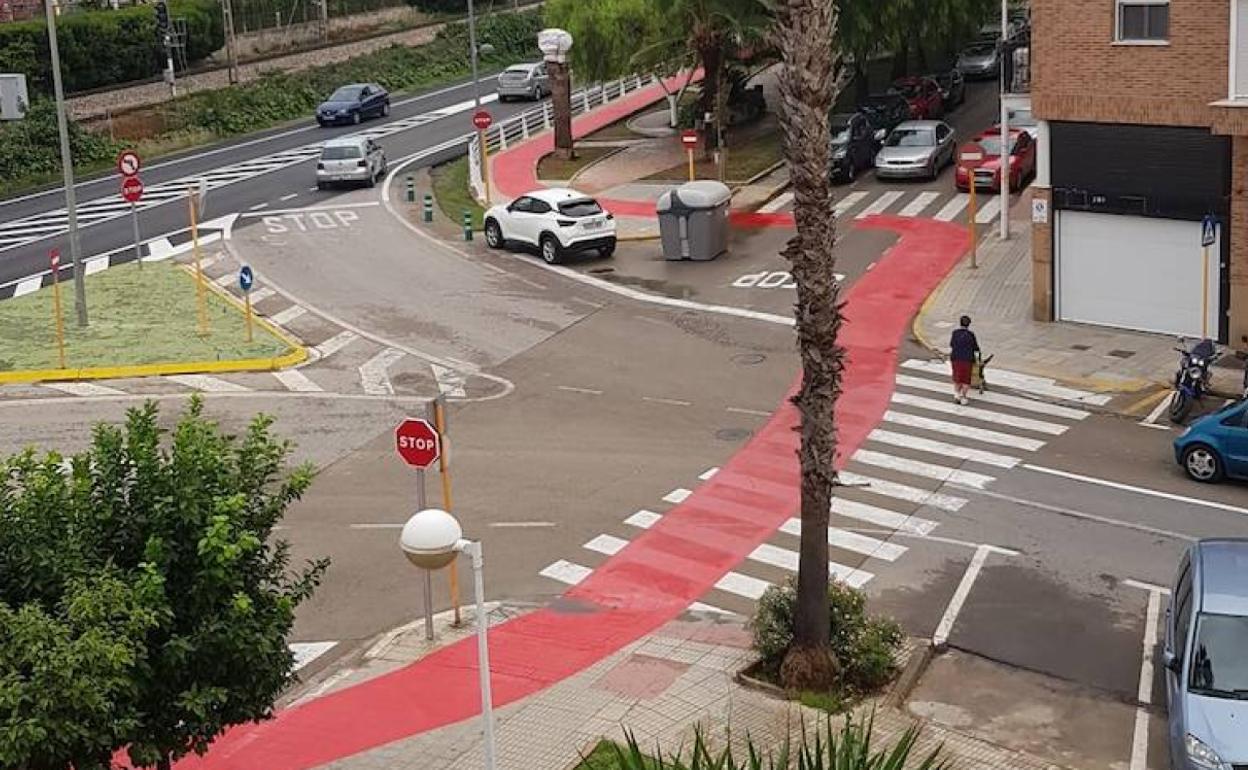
xmin=949 ymin=315 xmax=980 ymax=405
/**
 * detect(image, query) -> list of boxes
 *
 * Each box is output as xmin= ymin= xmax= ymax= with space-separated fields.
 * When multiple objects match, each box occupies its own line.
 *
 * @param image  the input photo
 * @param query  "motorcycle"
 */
xmin=1169 ymin=337 xmax=1220 ymax=424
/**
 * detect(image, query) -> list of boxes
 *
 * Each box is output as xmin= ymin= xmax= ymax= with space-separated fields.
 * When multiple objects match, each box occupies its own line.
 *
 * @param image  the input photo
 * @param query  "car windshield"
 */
xmin=504 ymin=67 xmax=531 ymax=77
xmin=329 ymin=86 xmax=363 ymax=102
xmin=558 ymin=199 xmax=603 ymax=217
xmin=321 ymin=145 xmax=362 ymax=160
xmin=886 ymin=129 xmax=934 ymax=147
xmin=975 ymin=136 xmax=1016 ymax=156
xmin=963 ymin=44 xmax=995 ymax=57
xmin=1189 ymin=614 xmax=1248 ymax=698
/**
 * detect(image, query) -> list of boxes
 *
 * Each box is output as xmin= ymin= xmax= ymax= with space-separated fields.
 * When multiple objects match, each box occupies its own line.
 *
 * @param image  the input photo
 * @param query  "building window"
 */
xmin=1116 ymin=0 xmax=1169 ymax=42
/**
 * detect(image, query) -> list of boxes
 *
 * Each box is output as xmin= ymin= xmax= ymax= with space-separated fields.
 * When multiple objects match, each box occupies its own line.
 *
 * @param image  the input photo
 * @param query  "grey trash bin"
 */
xmin=656 ymin=180 xmax=731 ymax=261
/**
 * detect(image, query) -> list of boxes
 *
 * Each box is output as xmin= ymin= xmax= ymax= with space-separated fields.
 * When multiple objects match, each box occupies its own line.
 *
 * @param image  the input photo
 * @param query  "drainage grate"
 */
xmin=1069 ymin=344 xmax=1092 ymax=351
xmin=1106 ymin=349 xmax=1136 ymax=359
xmin=731 ymin=353 xmax=767 ymax=366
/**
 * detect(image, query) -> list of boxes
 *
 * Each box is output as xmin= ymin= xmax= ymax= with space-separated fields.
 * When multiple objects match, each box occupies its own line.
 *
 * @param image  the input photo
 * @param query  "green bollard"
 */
xmin=462 ymin=210 xmax=473 ymax=241
xmin=405 ymin=176 xmax=415 ymax=203
xmin=423 ymin=193 xmax=434 ymax=223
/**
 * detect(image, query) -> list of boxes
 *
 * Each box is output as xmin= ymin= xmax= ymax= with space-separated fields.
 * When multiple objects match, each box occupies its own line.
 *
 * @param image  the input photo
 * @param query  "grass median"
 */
xmin=0 ymin=261 xmax=293 ymax=374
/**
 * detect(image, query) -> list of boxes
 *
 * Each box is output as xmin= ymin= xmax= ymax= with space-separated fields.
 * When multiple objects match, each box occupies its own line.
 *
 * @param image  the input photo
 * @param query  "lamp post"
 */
xmin=998 ymin=0 xmax=1010 ymax=241
xmin=44 ymin=0 xmax=87 ymax=327
xmin=400 ymin=509 xmax=496 ymax=770
xmin=539 ymin=28 xmax=574 ymax=160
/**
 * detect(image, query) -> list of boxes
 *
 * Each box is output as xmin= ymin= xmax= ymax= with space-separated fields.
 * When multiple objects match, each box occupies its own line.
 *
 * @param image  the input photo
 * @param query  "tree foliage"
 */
xmin=0 ymin=399 xmax=328 ymax=770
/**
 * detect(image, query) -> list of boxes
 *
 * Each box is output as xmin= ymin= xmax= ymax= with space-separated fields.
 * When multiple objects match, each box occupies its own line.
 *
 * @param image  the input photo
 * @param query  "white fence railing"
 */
xmin=468 ymin=73 xmax=661 ymax=204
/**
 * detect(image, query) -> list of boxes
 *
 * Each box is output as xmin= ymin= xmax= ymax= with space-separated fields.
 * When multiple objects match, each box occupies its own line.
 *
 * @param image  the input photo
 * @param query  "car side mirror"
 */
xmin=1163 ymin=650 xmax=1181 ymax=673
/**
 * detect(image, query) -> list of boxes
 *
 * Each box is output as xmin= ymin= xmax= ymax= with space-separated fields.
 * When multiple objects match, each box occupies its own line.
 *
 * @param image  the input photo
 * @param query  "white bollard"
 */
xmin=498 ymin=125 xmax=508 ymax=151
xmin=521 ymin=115 xmax=530 ymax=139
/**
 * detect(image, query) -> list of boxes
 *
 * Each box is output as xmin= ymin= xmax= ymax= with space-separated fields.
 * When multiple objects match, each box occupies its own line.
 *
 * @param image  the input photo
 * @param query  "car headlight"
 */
xmin=1185 ymin=734 xmax=1229 ymax=769
xmin=1188 ymin=366 xmax=1204 ymax=379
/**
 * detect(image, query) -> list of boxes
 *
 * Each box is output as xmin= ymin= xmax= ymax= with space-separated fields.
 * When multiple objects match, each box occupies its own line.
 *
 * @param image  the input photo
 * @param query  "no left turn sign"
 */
xmin=117 ymin=150 xmax=141 ymax=177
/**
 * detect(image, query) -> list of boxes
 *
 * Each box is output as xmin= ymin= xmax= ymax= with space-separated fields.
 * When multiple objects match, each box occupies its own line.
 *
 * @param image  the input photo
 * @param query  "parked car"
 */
xmin=957 ymin=42 xmax=1001 ymax=79
xmin=1002 ymin=105 xmax=1039 ymax=139
xmin=830 ymin=112 xmax=877 ymax=183
xmin=874 ymin=120 xmax=956 ymax=180
xmin=858 ymin=92 xmax=912 ymax=141
xmin=954 ymin=127 xmax=1035 ymax=192
xmin=316 ymin=83 xmax=390 ymax=126
xmin=930 ymin=69 xmax=966 ymax=109
xmin=1162 ymin=539 xmax=1248 ymax=770
xmin=497 ymin=62 xmax=549 ymax=102
xmin=483 ymin=188 xmax=616 ymax=264
xmin=316 ymin=136 xmax=387 ymax=189
xmin=892 ymin=76 xmax=945 ymax=119
xmin=1173 ymin=398 xmax=1248 ymax=482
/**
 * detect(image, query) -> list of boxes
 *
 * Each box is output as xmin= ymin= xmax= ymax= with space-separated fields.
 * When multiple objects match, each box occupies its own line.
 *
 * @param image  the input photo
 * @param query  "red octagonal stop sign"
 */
xmin=395 ymin=418 xmax=441 ymax=468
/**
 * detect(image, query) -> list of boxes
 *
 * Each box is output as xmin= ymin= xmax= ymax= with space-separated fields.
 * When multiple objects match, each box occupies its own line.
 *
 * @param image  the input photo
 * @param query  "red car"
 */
xmin=954 ymin=127 xmax=1036 ymax=192
xmin=892 ymin=76 xmax=945 ymax=119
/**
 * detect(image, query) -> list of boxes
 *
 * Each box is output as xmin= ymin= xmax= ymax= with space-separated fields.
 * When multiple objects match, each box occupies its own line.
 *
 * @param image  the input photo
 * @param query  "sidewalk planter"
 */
xmin=657 ymin=181 xmax=731 ymax=261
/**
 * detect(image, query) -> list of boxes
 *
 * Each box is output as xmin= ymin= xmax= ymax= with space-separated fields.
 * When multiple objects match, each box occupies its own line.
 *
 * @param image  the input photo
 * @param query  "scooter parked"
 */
xmin=1169 ymin=337 xmax=1220 ymax=424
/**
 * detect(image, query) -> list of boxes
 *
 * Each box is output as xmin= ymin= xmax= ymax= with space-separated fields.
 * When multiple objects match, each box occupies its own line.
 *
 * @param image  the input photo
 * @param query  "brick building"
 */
xmin=1030 ymin=0 xmax=1248 ymax=344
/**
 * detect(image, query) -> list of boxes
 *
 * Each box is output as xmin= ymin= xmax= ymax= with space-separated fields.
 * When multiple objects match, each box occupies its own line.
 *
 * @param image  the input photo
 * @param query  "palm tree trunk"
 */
xmin=773 ymin=0 xmax=845 ymax=691
xmin=698 ymin=42 xmax=722 ymax=159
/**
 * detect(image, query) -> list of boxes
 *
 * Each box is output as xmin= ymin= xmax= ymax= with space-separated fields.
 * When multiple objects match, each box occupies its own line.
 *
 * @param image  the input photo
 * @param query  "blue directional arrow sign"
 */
xmin=239 ymin=265 xmax=254 ymax=293
xmin=1201 ymin=214 xmax=1218 ymax=248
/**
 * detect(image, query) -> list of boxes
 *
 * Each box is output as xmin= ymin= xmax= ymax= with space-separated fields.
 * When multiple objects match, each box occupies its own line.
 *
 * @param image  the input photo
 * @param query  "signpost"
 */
xmin=116 ymin=149 xmax=141 ymax=177
xmin=396 ymin=416 xmax=443 ymax=640
xmin=50 ymin=250 xmax=66 ymax=369
xmin=681 ymin=129 xmax=698 ymax=182
xmin=473 ymin=110 xmax=493 ymax=205
xmin=239 ymin=265 xmax=254 ymax=342
xmin=118 ymin=153 xmax=144 ymax=272
xmin=1201 ymin=214 xmax=1218 ymax=339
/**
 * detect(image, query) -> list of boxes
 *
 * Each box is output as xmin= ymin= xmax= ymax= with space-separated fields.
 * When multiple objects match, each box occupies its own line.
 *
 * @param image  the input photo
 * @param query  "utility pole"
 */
xmin=318 ymin=0 xmax=329 ymax=43
xmin=155 ymin=1 xmax=176 ymax=97
xmin=467 ymin=0 xmax=480 ymax=108
xmin=44 ymin=0 xmax=87 ymax=327
xmin=998 ymin=0 xmax=1010 ymax=240
xmin=222 ymin=0 xmax=239 ymax=84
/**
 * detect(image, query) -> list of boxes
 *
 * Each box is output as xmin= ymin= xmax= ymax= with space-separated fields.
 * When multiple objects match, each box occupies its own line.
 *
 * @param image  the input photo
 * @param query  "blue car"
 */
xmin=1173 ymin=399 xmax=1248 ymax=482
xmin=316 ymin=83 xmax=390 ymax=127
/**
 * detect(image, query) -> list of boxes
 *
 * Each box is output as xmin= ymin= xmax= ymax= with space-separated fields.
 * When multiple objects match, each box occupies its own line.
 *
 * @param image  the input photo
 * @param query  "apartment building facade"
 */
xmin=1031 ymin=0 xmax=1248 ymax=344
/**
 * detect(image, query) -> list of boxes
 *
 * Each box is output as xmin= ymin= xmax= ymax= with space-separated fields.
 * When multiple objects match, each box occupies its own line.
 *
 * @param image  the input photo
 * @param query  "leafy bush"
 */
xmin=404 ymin=0 xmax=467 ymax=11
xmin=750 ymin=577 xmax=904 ymax=694
xmin=0 ymin=98 xmax=122 ymax=186
xmin=0 ymin=0 xmax=223 ymax=94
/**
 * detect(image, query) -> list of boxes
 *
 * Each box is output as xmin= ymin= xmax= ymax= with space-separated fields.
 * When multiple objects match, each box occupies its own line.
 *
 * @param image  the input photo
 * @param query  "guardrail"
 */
xmin=468 ymin=73 xmax=661 ymax=204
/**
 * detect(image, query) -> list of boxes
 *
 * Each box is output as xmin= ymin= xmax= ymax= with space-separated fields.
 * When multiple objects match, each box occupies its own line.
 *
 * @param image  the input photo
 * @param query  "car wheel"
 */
xmin=1183 ymin=444 xmax=1224 ymax=483
xmin=846 ymin=160 xmax=857 ymax=182
xmin=316 ymin=181 xmax=326 ymax=190
xmin=352 ymin=112 xmax=361 ymax=125
xmin=600 ymin=241 xmax=616 ymax=258
xmin=382 ymin=102 xmax=390 ymax=117
xmin=316 ymin=119 xmax=327 ymax=128
xmin=531 ymin=87 xmax=539 ymax=100
xmin=484 ymin=219 xmax=506 ymax=250
xmin=540 ymin=234 xmax=562 ymax=265
xmin=366 ymin=171 xmax=376 ymax=188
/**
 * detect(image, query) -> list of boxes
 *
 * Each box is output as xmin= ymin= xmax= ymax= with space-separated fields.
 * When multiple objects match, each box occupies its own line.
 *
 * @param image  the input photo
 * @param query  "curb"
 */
xmin=885 ymin=642 xmax=935 ymax=708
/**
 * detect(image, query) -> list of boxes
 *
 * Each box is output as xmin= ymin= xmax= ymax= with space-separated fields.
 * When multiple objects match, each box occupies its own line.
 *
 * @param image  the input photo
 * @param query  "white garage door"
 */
xmin=1056 ymin=211 xmax=1221 ymax=338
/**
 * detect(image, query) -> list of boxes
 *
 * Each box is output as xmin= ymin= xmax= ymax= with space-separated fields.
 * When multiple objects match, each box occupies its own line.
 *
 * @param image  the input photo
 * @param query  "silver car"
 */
xmin=497 ymin=62 xmax=549 ymax=102
xmin=1164 ymin=539 xmax=1248 ymax=770
xmin=957 ymin=42 xmax=1000 ymax=79
xmin=316 ymin=136 xmax=386 ymax=189
xmin=873 ymin=120 xmax=955 ymax=180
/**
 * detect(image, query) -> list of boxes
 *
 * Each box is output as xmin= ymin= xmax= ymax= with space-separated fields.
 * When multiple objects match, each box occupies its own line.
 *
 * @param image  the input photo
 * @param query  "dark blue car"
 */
xmin=317 ymin=83 xmax=390 ymax=127
xmin=1173 ymin=399 xmax=1248 ymax=482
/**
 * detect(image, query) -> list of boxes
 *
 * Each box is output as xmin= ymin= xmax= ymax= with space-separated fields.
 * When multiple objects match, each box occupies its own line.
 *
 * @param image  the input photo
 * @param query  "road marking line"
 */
xmin=894 ymin=374 xmax=1090 ymax=419
xmin=584 ymin=534 xmax=629 ymax=556
xmin=963 ymin=485 xmax=1198 ymax=542
xmin=663 ymin=488 xmax=692 ymax=504
xmin=167 ymin=374 xmax=250 ymax=393
xmin=642 ymin=396 xmax=692 ymax=407
xmin=899 ymin=191 xmax=941 ymax=217
xmin=883 ymin=409 xmax=1046 ymax=451
xmin=273 ymin=369 xmax=323 ymax=392
xmin=213 ymin=273 xmax=236 ymax=288
xmin=1124 ymin=578 xmax=1171 ymax=595
xmin=868 ymin=428 xmax=1021 ymax=468
xmin=726 ymin=406 xmax=771 ymax=417
xmin=688 ymin=602 xmax=737 ymax=616
xmin=270 ymin=305 xmax=307 ymax=326
xmin=759 ymin=191 xmax=793 ymax=214
xmin=237 ymin=201 xmax=383 ymax=218
xmin=901 ymin=359 xmax=1113 ymax=405
xmin=1023 ymin=464 xmax=1248 ymax=517
xmin=749 ymin=542 xmax=874 ymax=588
xmin=490 ymin=521 xmax=557 ymax=528
xmin=84 ymin=257 xmax=109 ymax=275
xmin=1129 ymin=588 xmax=1163 ymax=770
xmin=933 ymin=544 xmax=999 ymax=648
xmin=714 ymin=571 xmax=771 ymax=600
xmin=855 ymin=527 xmax=1018 ymax=553
xmin=432 ymin=364 xmax=468 ymax=398
xmin=699 ymin=467 xmax=719 ymax=480
xmin=198 ymin=254 xmax=222 ymax=271
xmin=539 ymin=560 xmax=593 ymax=585
xmin=144 ymin=238 xmax=175 ymax=261
xmin=853 ymin=448 xmax=997 ymax=488
xmin=250 ymin=287 xmax=276 ymax=303
xmin=313 ymin=330 xmax=358 ymax=359
xmin=933 ymin=193 xmax=969 ymax=221
xmin=833 ymin=190 xmax=869 ymax=216
xmin=891 ymin=392 xmax=1068 ymax=435
xmin=248 ymin=202 xmax=269 ymax=211
xmin=13 ymin=276 xmax=42 ymax=297
xmin=290 ymin=641 xmax=338 ymax=672
xmin=839 ymin=471 xmax=967 ymax=512
xmin=359 ymin=348 xmax=404 ymax=396
xmin=1140 ymin=392 xmax=1172 ymax=427
xmin=557 ymin=385 xmax=603 ymax=395
xmin=624 ymin=509 xmax=662 ymax=529
xmin=779 ymin=518 xmax=908 ymax=561
xmin=279 ymin=193 xmax=299 ymax=202
xmin=856 ymin=190 xmax=905 ymax=219
xmin=974 ymin=196 xmax=1002 ymax=224
xmin=42 ymin=381 xmax=127 ymax=397
xmin=831 ymin=497 xmax=939 ymax=535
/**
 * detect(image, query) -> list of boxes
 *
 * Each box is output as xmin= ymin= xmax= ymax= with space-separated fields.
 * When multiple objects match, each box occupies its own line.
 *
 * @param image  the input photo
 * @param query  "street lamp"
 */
xmin=399 ymin=509 xmax=496 ymax=770
xmin=539 ymin=28 xmax=574 ymax=160
xmin=998 ymin=0 xmax=1010 ymax=240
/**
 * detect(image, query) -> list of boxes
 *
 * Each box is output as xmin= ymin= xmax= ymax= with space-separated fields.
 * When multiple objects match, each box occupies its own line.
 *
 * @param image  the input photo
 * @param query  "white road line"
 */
xmin=933 ymin=193 xmax=969 ymax=221
xmin=779 ymin=518 xmax=907 ymax=561
xmin=714 ymin=571 xmax=772 ymax=600
xmin=834 ymin=190 xmax=870 ymax=216
xmin=250 ymin=287 xmax=276 ymax=303
xmin=852 ymin=448 xmax=996 ymax=489
xmin=1141 ymin=393 xmax=1172 ymax=427
xmin=13 ymin=276 xmax=42 ymax=297
xmin=213 ymin=273 xmax=236 ymax=288
xmin=688 ymin=602 xmax=737 ymax=616
xmin=883 ymin=409 xmax=1046 ymax=451
xmin=759 ymin=191 xmax=794 ymax=214
xmin=749 ymin=543 xmax=873 ymax=588
xmin=933 ymin=544 xmax=994 ymax=648
xmin=901 ymin=359 xmax=1112 ymax=405
xmin=358 ymin=348 xmax=404 ymax=396
xmin=144 ymin=238 xmax=175 ymax=261
xmin=831 ymin=497 xmax=939 ymax=535
xmin=248 ymin=202 xmax=269 ymax=211
xmin=899 ymin=191 xmax=941 ymax=217
xmin=290 ymin=641 xmax=338 ymax=672
xmin=726 ymin=406 xmax=771 ymax=417
xmin=41 ymin=381 xmax=126 ymax=397
xmin=868 ymin=428 xmax=1020 ymax=468
xmin=642 ymin=396 xmax=692 ymax=407
xmin=974 ymin=196 xmax=1002 ymax=224
xmin=839 ymin=471 xmax=967 ymax=512
xmin=584 ymin=534 xmax=628 ymax=556
xmin=166 ymin=374 xmax=250 ymax=393
xmin=891 ymin=392 xmax=1068 ymax=435
xmin=894 ymin=374 xmax=1090 ymax=420
xmin=198 ymin=254 xmax=222 ymax=271
xmin=557 ymin=385 xmax=604 ymax=395
xmin=663 ymin=488 xmax=692 ymax=504
xmin=84 ymin=257 xmax=109 ymax=275
xmin=624 ymin=509 xmax=662 ymax=529
xmin=313 ymin=330 xmax=358 ymax=359
xmin=273 ymin=369 xmax=323 ymax=393
xmin=1024 ymin=464 xmax=1248 ymax=517
xmin=699 ymin=467 xmax=719 ymax=481
xmin=270 ymin=305 xmax=307 ymax=326
xmin=856 ymin=190 xmax=905 ymax=219
xmin=432 ymin=364 xmax=468 ymax=398
xmin=1128 ymin=587 xmax=1163 ymax=770
xmin=539 ymin=559 xmax=593 ymax=585
xmin=279 ymin=193 xmax=299 ymax=202
xmin=1123 ymin=578 xmax=1171 ymax=595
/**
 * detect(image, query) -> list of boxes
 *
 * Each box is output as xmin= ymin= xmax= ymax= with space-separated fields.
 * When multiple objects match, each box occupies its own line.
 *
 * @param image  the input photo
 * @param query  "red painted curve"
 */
xmin=176 ymin=215 xmax=967 ymax=770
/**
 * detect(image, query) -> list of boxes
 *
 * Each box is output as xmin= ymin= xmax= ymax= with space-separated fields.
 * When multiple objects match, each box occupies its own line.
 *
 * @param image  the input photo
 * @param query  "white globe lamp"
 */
xmin=399 ymin=508 xmax=463 ymax=570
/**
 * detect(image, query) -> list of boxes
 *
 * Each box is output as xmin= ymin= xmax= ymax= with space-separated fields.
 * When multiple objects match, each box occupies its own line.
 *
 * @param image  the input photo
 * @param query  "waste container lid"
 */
xmin=655 ymin=180 xmax=732 ymax=213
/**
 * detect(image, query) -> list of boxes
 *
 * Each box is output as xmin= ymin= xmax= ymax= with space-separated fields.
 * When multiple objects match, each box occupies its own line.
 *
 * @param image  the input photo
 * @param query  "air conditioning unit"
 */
xmin=0 ymin=74 xmax=29 ymax=121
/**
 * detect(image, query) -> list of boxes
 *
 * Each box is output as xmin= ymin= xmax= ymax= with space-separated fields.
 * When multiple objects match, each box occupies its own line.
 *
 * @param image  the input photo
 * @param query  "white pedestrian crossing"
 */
xmin=749 ymin=543 xmax=873 ymax=588
xmin=314 ymin=330 xmax=358 ymax=360
xmin=933 ymin=193 xmax=969 ymax=221
xmin=852 ymin=448 xmax=997 ymax=489
xmin=882 ymin=409 xmax=1046 ymax=451
xmin=890 ymin=392 xmax=1069 ymax=435
xmin=273 ymin=369 xmax=324 ymax=393
xmin=899 ymin=191 xmax=941 ymax=217
xmin=167 ymin=374 xmax=250 ymax=393
xmin=867 ymin=428 xmax=1020 ymax=468
xmin=540 ymin=559 xmax=592 ymax=585
xmin=856 ymin=190 xmax=905 ymax=219
xmin=779 ymin=518 xmax=908 ymax=561
xmin=831 ymin=497 xmax=938 ymax=536
xmin=975 ymin=196 xmax=1003 ymax=224
xmin=894 ymin=374 xmax=1090 ymax=419
xmin=834 ymin=191 xmax=870 ymax=216
xmin=624 ymin=509 xmax=663 ymax=529
xmin=838 ymin=470 xmax=968 ymax=512
xmin=900 ymin=359 xmax=1113 ymax=405
xmin=42 ymin=381 xmax=127 ymax=397
xmin=250 ymin=287 xmax=276 ymax=303
xmin=760 ymin=191 xmax=794 ymax=214
xmin=270 ymin=305 xmax=307 ymax=326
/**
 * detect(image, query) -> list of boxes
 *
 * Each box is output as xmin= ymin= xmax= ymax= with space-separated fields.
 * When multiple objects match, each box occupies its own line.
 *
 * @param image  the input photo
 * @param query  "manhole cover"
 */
xmin=716 ymin=428 xmax=753 ymax=442
xmin=731 ymin=353 xmax=767 ymax=366
xmin=1106 ymin=349 xmax=1136 ymax=359
xmin=1069 ymin=344 xmax=1091 ymax=351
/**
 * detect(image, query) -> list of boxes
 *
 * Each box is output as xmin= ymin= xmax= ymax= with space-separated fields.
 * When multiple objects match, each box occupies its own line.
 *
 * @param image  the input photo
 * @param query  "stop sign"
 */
xmin=121 ymin=176 xmax=144 ymax=203
xmin=395 ymin=418 xmax=441 ymax=468
xmin=472 ymin=109 xmax=493 ymax=130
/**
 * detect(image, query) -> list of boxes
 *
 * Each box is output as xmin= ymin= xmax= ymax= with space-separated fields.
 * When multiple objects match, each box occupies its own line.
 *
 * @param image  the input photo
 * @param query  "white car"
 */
xmin=483 ymin=188 xmax=616 ymax=264
xmin=316 ymin=136 xmax=386 ymax=189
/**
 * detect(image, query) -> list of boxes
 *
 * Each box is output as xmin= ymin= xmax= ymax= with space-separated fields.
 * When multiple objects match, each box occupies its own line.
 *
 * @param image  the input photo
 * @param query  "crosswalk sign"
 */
xmin=1201 ymin=215 xmax=1218 ymax=247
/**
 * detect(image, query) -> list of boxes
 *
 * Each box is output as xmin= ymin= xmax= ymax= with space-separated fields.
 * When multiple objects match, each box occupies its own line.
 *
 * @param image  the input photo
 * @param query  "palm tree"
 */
xmin=772 ymin=0 xmax=845 ymax=690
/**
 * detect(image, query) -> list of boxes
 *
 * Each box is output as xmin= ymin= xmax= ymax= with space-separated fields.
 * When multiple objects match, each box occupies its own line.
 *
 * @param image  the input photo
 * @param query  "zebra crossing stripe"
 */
xmin=213 ymin=273 xmax=236 ymax=288
xmin=883 ymin=409 xmax=1046 ymax=451
xmin=42 ymin=381 xmax=127 ymax=397
xmin=624 ymin=509 xmax=662 ymax=529
xmin=748 ymin=543 xmax=873 ymax=588
xmin=663 ymin=488 xmax=692 ymax=504
xmin=584 ymin=534 xmax=628 ymax=556
xmin=899 ymin=191 xmax=941 ymax=217
xmin=856 ymin=190 xmax=905 ymax=219
xmin=934 ymin=193 xmax=969 ymax=221
xmin=313 ymin=330 xmax=358 ymax=360
xmin=290 ymin=641 xmax=338 ymax=672
xmin=830 ymin=497 xmax=939 ymax=535
xmin=838 ymin=470 xmax=967 ymax=512
xmin=688 ymin=602 xmax=737 ymax=616
xmin=250 ymin=287 xmax=276 ymax=303
xmin=868 ymin=428 xmax=1020 ymax=468
xmin=894 ymin=374 xmax=1090 ymax=420
xmin=760 ymin=191 xmax=794 ymax=214
xmin=166 ymin=374 xmax=250 ymax=393
xmin=900 ymin=359 xmax=1113 ymax=405
xmin=779 ymin=518 xmax=908 ymax=561
xmin=834 ymin=191 xmax=869 ymax=216
xmin=851 ymin=448 xmax=997 ymax=489
xmin=273 ymin=369 xmax=324 ymax=393
xmin=714 ymin=571 xmax=771 ymax=600
xmin=975 ymin=196 xmax=1003 ymax=224
xmin=270 ymin=305 xmax=307 ymax=326
xmin=540 ymin=559 xmax=592 ymax=585
xmin=891 ymin=392 xmax=1069 ymax=435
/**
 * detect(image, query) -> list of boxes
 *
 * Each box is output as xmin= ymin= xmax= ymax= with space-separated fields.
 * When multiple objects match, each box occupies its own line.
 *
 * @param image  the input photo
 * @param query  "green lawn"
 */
xmin=0 ymin=261 xmax=292 ymax=372
xmin=642 ymin=128 xmax=784 ymax=184
xmin=430 ymin=156 xmax=486 ymax=230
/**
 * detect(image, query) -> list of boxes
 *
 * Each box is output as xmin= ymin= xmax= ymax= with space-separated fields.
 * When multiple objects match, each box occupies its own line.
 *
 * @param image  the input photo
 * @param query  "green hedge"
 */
xmin=0 ymin=0 xmax=223 ymax=95
xmin=0 ymin=99 xmax=122 ymax=188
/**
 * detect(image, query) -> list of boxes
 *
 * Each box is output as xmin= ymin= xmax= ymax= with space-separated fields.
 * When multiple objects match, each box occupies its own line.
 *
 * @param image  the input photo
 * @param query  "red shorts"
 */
xmin=951 ymin=360 xmax=973 ymax=386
